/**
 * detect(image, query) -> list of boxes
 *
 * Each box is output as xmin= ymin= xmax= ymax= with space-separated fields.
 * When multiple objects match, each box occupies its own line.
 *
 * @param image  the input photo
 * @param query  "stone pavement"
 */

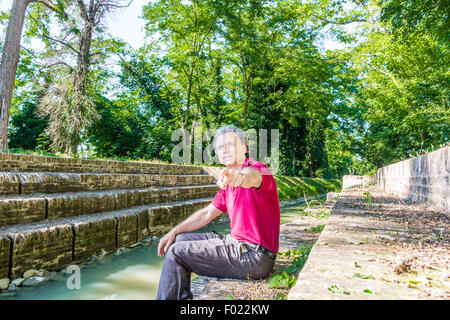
xmin=288 ymin=188 xmax=449 ymax=300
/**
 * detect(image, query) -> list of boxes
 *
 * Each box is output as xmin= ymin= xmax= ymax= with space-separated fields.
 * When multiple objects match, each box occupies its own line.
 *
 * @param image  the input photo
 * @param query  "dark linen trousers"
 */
xmin=156 ymin=232 xmax=275 ymax=300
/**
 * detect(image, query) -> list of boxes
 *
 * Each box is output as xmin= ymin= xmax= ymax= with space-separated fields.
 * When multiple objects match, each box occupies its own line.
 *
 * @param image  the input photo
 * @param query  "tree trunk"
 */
xmin=181 ymin=68 xmax=194 ymax=163
xmin=190 ymin=101 xmax=200 ymax=145
xmin=238 ymin=65 xmax=250 ymax=128
xmin=183 ymin=69 xmax=194 ymax=129
xmin=0 ymin=0 xmax=33 ymax=151
xmin=66 ymin=4 xmax=94 ymax=155
xmin=190 ymin=101 xmax=201 ymax=164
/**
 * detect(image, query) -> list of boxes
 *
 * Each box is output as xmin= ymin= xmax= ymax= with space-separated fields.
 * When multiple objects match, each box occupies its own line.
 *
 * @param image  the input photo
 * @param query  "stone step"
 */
xmin=0 ymin=172 xmax=215 ymax=196
xmin=0 ymin=197 xmax=214 ymax=279
xmin=0 ymin=184 xmax=219 ymax=227
xmin=0 ymin=152 xmax=203 ymax=175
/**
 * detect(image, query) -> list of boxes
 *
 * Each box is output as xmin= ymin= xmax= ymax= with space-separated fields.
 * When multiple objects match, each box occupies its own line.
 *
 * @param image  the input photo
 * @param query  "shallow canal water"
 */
xmin=2 ymin=203 xmax=308 ymax=300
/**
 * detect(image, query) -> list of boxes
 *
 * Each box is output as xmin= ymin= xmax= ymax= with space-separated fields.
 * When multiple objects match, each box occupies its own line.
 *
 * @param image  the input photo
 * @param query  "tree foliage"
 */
xmin=1 ymin=0 xmax=447 ymax=177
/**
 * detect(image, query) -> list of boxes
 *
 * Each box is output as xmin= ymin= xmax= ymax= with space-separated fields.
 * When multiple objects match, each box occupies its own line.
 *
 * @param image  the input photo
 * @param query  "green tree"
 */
xmin=350 ymin=0 xmax=449 ymax=167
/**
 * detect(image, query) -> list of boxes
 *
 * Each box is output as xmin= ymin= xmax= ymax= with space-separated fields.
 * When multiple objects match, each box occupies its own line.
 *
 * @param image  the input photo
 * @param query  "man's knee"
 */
xmin=167 ymin=241 xmax=188 ymax=260
xmin=166 ymin=242 xmax=192 ymax=272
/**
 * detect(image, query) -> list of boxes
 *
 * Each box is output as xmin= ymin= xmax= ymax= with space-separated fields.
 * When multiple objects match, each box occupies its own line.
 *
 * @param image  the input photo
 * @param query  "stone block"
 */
xmin=376 ymin=146 xmax=449 ymax=213
xmin=46 ymin=192 xmax=116 ymax=219
xmin=136 ymin=208 xmax=150 ymax=242
xmin=72 ymin=217 xmax=117 ymax=262
xmin=0 ymin=197 xmax=47 ymax=227
xmin=0 ymin=173 xmax=20 ymax=195
xmin=114 ymin=190 xmax=143 ymax=210
xmin=148 ymin=199 xmax=210 ymax=236
xmin=0 ymin=236 xmax=11 ymax=279
xmin=18 ymin=172 xmax=80 ymax=194
xmin=8 ymin=224 xmax=73 ymax=279
xmin=116 ymin=212 xmax=138 ymax=248
xmin=148 ymin=206 xmax=173 ymax=236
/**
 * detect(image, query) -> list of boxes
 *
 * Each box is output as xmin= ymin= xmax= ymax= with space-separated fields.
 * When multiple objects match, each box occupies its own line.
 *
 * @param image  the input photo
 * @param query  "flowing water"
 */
xmin=2 ymin=202 xmax=310 ymax=300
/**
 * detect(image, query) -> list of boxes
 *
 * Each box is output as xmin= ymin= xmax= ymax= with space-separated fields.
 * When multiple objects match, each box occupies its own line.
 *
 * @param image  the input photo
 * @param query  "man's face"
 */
xmin=215 ymin=132 xmax=247 ymax=167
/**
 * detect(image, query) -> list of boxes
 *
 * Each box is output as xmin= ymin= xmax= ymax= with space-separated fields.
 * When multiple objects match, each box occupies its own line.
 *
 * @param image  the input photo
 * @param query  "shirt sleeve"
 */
xmin=212 ymin=188 xmax=227 ymax=213
xmin=250 ymin=161 xmax=276 ymax=192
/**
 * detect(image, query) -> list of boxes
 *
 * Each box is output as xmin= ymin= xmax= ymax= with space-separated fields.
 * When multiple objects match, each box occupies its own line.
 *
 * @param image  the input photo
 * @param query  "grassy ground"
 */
xmin=274 ymin=175 xmax=342 ymax=201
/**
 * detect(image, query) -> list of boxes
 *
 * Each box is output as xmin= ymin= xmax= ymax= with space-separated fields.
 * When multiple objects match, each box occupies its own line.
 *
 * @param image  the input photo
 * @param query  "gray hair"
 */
xmin=212 ymin=125 xmax=249 ymax=158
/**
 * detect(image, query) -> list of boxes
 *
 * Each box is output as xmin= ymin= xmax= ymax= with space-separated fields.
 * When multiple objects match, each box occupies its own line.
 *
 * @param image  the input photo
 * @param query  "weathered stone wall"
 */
xmin=342 ymin=175 xmax=374 ymax=189
xmin=376 ymin=146 xmax=449 ymax=212
xmin=0 ymin=198 xmax=214 ymax=279
xmin=0 ymin=152 xmax=222 ymax=283
xmin=0 ymin=186 xmax=218 ymax=227
xmin=0 ymin=172 xmax=214 ymax=196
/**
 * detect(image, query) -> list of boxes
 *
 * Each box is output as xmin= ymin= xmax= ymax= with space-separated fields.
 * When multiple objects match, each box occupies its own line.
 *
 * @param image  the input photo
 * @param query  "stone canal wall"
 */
xmin=376 ymin=146 xmax=449 ymax=212
xmin=1 ymin=199 xmax=213 ymax=279
xmin=342 ymin=175 xmax=374 ymax=189
xmin=0 ymin=152 xmax=220 ymax=284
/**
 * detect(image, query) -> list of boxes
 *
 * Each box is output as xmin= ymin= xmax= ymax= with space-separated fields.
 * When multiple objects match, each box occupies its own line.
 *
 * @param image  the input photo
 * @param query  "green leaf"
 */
xmin=268 ymin=272 xmax=296 ymax=289
xmin=328 ymin=285 xmax=350 ymax=294
xmin=353 ymin=273 xmax=375 ymax=280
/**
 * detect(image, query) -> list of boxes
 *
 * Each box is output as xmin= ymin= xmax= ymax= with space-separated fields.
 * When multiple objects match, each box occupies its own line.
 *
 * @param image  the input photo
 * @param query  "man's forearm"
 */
xmin=170 ymin=208 xmax=210 ymax=235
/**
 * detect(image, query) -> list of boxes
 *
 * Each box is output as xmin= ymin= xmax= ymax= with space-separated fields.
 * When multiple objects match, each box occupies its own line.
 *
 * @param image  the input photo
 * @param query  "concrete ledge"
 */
xmin=343 ymin=175 xmax=374 ymax=189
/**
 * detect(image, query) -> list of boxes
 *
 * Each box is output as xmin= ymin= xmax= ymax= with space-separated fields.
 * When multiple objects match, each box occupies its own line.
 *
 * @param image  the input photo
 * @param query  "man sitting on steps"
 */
xmin=156 ymin=125 xmax=280 ymax=300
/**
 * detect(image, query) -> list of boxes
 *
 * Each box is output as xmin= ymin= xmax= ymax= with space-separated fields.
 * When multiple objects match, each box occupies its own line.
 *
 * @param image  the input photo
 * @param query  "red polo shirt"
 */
xmin=212 ymin=157 xmax=280 ymax=254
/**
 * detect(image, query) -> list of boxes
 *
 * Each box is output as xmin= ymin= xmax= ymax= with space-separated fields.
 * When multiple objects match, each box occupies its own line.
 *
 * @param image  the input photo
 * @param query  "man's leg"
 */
xmin=156 ymin=233 xmax=274 ymax=300
xmin=173 ymin=232 xmax=224 ymax=300
xmin=156 ymin=232 xmax=223 ymax=300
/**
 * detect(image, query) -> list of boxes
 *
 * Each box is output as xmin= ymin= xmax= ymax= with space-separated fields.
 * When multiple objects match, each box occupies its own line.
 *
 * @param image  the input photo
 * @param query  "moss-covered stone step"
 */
xmin=0 ymin=197 xmax=214 ymax=280
xmin=0 ymin=152 xmax=203 ymax=175
xmin=5 ymin=223 xmax=73 ymax=280
xmin=0 ymin=185 xmax=219 ymax=227
xmin=0 ymin=172 xmax=20 ymax=195
xmin=0 ymin=172 xmax=215 ymax=196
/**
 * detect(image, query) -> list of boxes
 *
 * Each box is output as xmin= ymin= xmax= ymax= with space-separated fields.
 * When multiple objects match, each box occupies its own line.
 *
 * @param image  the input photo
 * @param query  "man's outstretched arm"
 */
xmin=157 ymin=203 xmax=224 ymax=256
xmin=217 ymin=167 xmax=262 ymax=189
